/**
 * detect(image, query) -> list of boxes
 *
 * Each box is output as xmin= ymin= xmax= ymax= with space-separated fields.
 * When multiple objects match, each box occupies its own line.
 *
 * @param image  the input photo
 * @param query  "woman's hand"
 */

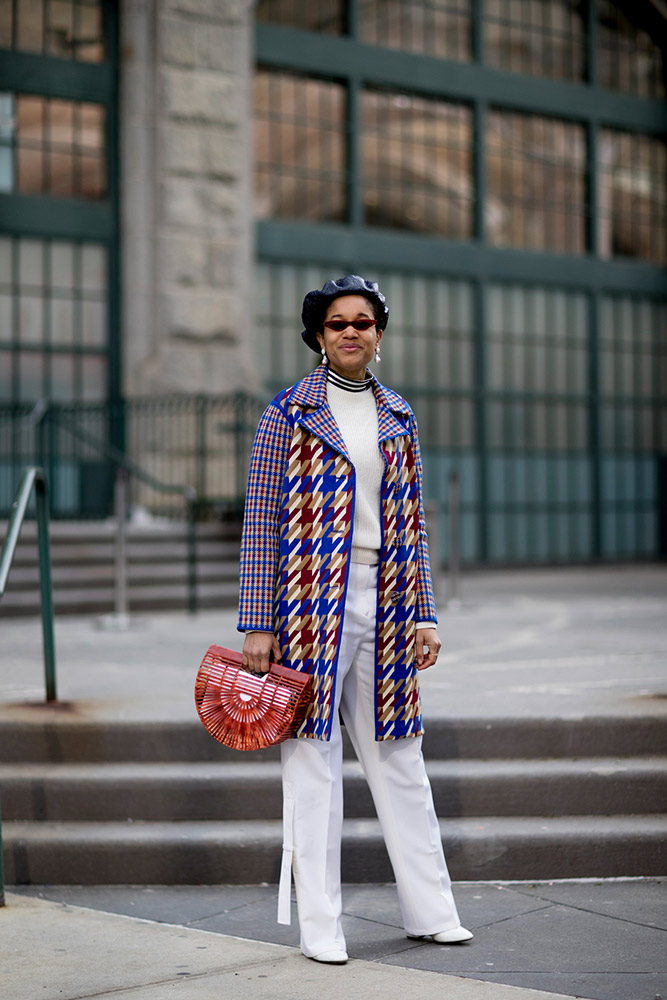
xmin=415 ymin=627 xmax=441 ymax=670
xmin=242 ymin=631 xmax=282 ymax=673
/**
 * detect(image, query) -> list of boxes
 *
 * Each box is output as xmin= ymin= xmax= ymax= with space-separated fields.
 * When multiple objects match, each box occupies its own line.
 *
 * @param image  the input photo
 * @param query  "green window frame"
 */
xmin=254 ymin=2 xmax=667 ymax=565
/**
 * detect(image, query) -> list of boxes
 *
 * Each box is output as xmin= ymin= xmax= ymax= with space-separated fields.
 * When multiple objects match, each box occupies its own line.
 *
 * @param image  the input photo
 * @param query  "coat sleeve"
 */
xmin=237 ymin=400 xmax=292 ymax=633
xmin=408 ymin=411 xmax=438 ymax=625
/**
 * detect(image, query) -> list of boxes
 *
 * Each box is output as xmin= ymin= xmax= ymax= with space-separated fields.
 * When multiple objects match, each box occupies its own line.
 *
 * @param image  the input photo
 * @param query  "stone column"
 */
xmin=120 ymin=0 xmax=256 ymax=398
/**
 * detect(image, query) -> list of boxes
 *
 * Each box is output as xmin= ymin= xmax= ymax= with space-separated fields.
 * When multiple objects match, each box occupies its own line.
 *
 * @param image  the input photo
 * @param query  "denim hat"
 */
xmin=301 ymin=275 xmax=389 ymax=352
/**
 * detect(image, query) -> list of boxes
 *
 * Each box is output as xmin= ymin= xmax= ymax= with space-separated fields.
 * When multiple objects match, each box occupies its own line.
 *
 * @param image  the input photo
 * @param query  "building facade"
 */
xmin=1 ymin=0 xmax=666 ymax=565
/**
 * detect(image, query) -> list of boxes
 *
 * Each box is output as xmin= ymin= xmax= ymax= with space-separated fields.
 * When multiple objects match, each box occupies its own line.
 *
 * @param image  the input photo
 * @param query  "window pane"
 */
xmin=598 ymin=130 xmax=666 ymax=267
xmin=10 ymin=94 xmax=107 ymax=199
xmin=486 ymin=111 xmax=586 ymax=254
xmin=362 ymin=90 xmax=472 ymax=238
xmin=597 ymin=0 xmax=665 ymax=100
xmin=51 ymin=242 xmax=75 ymax=288
xmin=256 ymin=0 xmax=344 ymax=33
xmin=47 ymin=0 xmax=74 ymax=58
xmin=50 ymin=297 xmax=75 ymax=346
xmin=254 ymin=69 xmax=346 ymax=222
xmin=0 ymin=237 xmax=108 ymax=404
xmin=16 ymin=0 xmax=44 ymax=52
xmin=359 ymin=0 xmax=472 ymax=62
xmin=19 ymin=239 xmax=44 ymax=285
xmin=0 ymin=0 xmax=12 ymax=47
xmin=81 ymin=299 xmax=106 ymax=346
xmin=80 ymin=353 xmax=106 ymax=400
xmin=19 ymin=296 xmax=44 ymax=344
xmin=51 ymin=352 xmax=75 ymax=400
xmin=18 ymin=351 xmax=45 ymax=401
xmin=81 ymin=244 xmax=106 ymax=291
xmin=484 ymin=0 xmax=585 ymax=82
xmin=485 ymin=283 xmax=589 ymax=451
xmin=75 ymin=1 xmax=105 ymax=62
xmin=7 ymin=0 xmax=104 ymax=61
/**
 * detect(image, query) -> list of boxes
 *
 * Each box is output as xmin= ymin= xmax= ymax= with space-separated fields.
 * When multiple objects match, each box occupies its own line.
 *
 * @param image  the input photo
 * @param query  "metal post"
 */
xmin=186 ymin=491 xmax=198 ymax=615
xmin=35 ymin=473 xmax=57 ymax=702
xmin=447 ymin=470 xmax=461 ymax=608
xmin=424 ymin=501 xmax=443 ymax=608
xmin=0 ymin=794 xmax=5 ymax=907
xmin=113 ymin=467 xmax=130 ymax=626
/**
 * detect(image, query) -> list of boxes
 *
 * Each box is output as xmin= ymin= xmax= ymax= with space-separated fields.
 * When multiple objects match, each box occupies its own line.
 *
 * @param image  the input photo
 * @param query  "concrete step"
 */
xmin=2 ymin=758 xmax=666 ymax=822
xmin=7 ymin=545 xmax=242 ymax=574
xmin=4 ymin=815 xmax=666 ymax=884
xmin=0 ymin=579 xmax=240 ymax=615
xmin=4 ymin=560 xmax=239 ymax=587
xmin=0 ymin=519 xmax=243 ymax=616
xmin=2 ymin=715 xmax=664 ymax=763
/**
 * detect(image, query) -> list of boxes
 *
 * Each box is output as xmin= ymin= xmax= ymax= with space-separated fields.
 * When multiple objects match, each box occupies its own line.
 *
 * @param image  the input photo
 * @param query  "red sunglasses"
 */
xmin=323 ymin=318 xmax=376 ymax=333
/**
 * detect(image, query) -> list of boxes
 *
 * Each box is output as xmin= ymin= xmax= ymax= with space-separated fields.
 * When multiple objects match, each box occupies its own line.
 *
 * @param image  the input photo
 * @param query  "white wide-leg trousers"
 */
xmin=279 ymin=562 xmax=462 ymax=958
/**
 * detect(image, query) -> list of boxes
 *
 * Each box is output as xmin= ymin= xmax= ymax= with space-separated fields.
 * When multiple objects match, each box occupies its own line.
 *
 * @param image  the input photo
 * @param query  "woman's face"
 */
xmin=316 ymin=294 xmax=382 ymax=381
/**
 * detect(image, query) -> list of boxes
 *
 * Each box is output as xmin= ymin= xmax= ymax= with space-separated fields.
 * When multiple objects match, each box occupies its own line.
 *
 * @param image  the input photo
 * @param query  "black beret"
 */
xmin=301 ymin=275 xmax=389 ymax=352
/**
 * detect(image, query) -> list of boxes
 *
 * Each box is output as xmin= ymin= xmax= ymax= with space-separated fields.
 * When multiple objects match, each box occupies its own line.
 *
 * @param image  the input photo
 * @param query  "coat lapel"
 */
xmin=287 ymin=365 xmax=410 ymax=454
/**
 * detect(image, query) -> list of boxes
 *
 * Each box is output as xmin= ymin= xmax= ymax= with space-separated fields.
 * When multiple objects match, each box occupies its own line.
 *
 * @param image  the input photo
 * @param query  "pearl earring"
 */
xmin=320 ymin=347 xmax=327 ymax=365
xmin=374 ymin=344 xmax=381 ymax=363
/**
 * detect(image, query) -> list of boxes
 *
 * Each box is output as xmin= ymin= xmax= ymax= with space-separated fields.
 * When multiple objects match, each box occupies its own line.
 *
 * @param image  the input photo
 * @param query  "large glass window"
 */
xmin=598 ymin=130 xmax=666 ymax=267
xmin=0 ymin=0 xmax=105 ymax=62
xmin=597 ymin=1 xmax=665 ymax=100
xmin=485 ymin=284 xmax=591 ymax=561
xmin=359 ymin=0 xmax=472 ymax=61
xmin=484 ymin=0 xmax=586 ymax=82
xmin=599 ymin=295 xmax=665 ymax=557
xmin=486 ymin=111 xmax=586 ymax=254
xmin=0 ymin=236 xmax=108 ymax=404
xmin=0 ymin=93 xmax=106 ymax=199
xmin=254 ymin=69 xmax=347 ymax=222
xmin=362 ymin=90 xmax=472 ymax=237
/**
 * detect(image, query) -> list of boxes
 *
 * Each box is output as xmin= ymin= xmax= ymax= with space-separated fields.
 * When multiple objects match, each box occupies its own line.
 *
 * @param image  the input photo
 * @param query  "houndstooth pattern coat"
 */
xmin=237 ymin=363 xmax=437 ymax=742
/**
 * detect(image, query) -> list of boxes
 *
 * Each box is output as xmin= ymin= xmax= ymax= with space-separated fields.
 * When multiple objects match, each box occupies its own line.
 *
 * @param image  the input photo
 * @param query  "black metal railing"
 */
xmin=0 ymin=393 xmax=265 ymax=521
xmin=0 ymin=465 xmax=57 ymax=909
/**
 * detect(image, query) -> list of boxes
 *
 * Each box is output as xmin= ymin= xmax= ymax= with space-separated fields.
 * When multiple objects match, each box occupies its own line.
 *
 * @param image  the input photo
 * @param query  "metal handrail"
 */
xmin=0 ymin=466 xmax=55 ymax=908
xmin=37 ymin=406 xmax=200 ymax=614
xmin=0 ymin=466 xmax=57 ymax=701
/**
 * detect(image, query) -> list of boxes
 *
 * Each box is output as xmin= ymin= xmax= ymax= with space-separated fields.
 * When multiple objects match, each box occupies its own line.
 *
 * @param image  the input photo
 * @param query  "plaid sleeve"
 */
xmin=409 ymin=411 xmax=438 ymax=625
xmin=237 ymin=400 xmax=292 ymax=632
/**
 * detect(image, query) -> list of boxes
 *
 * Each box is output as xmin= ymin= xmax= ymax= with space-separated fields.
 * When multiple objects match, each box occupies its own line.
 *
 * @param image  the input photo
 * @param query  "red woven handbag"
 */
xmin=194 ymin=645 xmax=312 ymax=750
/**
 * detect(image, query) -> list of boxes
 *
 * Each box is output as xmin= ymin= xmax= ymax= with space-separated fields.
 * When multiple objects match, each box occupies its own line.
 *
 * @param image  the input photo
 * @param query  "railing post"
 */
xmin=0 ymin=793 xmax=5 ymax=907
xmin=35 ymin=471 xmax=57 ymax=702
xmin=447 ymin=470 xmax=461 ymax=608
xmin=0 ymin=466 xmax=57 ymax=704
xmin=113 ymin=467 xmax=130 ymax=626
xmin=186 ymin=490 xmax=198 ymax=615
xmin=424 ymin=500 xmax=443 ymax=608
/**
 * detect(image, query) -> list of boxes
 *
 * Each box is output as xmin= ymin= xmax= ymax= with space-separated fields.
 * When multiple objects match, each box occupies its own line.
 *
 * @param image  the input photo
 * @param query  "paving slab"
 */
xmin=509 ymin=879 xmax=667 ymax=931
xmin=2 ymin=891 xmax=576 ymax=1000
xmin=11 ymin=880 xmax=667 ymax=1000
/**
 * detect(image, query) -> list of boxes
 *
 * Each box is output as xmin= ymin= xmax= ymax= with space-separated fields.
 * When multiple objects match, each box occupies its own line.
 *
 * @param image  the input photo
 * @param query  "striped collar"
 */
xmin=326 ymin=366 xmax=373 ymax=392
xmin=288 ymin=363 xmax=411 ymax=417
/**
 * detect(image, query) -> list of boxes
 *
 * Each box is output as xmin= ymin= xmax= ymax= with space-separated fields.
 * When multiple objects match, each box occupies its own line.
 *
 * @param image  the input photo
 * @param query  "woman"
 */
xmin=238 ymin=275 xmax=472 ymax=964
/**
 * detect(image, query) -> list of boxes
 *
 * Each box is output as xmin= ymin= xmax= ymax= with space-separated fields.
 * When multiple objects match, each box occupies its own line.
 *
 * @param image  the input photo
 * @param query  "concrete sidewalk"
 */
xmin=2 ymin=564 xmax=666 ymax=1000
xmin=1 ymin=563 xmax=666 ymax=724
xmin=4 ymin=888 xmax=581 ymax=1000
xmin=7 ymin=878 xmax=667 ymax=1000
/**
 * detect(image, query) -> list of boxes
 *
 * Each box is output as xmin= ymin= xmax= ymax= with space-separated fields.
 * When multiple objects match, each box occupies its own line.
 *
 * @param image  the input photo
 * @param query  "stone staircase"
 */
xmin=0 ymin=519 xmax=242 ymax=617
xmin=1 ymin=714 xmax=665 ymax=885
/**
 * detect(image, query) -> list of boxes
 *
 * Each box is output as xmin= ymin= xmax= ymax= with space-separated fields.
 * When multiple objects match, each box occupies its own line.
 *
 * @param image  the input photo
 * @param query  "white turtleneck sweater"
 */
xmin=326 ymin=378 xmax=383 ymax=565
xmin=326 ymin=371 xmax=435 ymax=630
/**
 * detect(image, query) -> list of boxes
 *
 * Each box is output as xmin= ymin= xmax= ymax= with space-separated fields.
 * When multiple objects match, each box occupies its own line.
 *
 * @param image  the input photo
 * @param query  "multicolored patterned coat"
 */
xmin=237 ymin=363 xmax=437 ymax=742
